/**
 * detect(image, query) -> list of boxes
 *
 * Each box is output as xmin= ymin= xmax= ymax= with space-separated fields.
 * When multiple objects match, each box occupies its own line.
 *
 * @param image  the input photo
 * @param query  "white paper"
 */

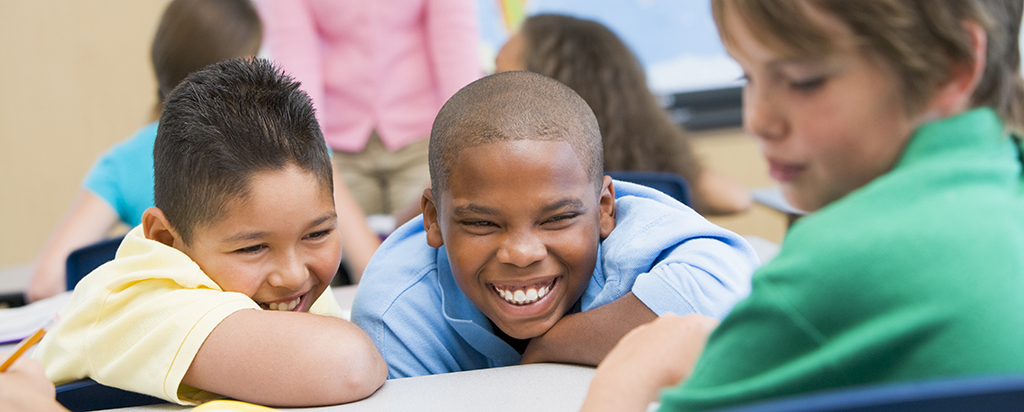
xmin=0 ymin=291 xmax=70 ymax=344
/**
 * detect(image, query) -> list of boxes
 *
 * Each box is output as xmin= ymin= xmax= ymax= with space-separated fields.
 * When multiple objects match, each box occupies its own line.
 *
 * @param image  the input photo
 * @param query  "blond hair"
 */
xmin=712 ymin=0 xmax=1024 ymax=132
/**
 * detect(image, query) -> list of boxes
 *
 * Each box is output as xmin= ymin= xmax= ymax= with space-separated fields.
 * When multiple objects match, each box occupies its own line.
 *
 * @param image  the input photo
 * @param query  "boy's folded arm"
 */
xmin=182 ymin=309 xmax=386 ymax=407
xmin=521 ymin=234 xmax=755 ymax=366
xmin=521 ymin=292 xmax=656 ymax=366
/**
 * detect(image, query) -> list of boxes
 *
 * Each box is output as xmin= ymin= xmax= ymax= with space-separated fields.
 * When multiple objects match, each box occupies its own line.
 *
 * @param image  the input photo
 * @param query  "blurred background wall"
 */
xmin=0 ymin=1 xmax=167 ymax=268
xmin=0 ymin=0 xmax=784 ymax=271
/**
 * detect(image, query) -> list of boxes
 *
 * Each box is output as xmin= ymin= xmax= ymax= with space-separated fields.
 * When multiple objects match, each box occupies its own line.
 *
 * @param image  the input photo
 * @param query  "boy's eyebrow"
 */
xmin=223 ymin=231 xmax=271 ymax=243
xmin=540 ymin=198 xmax=586 ymax=213
xmin=307 ymin=213 xmax=337 ymax=229
xmin=766 ymin=56 xmax=826 ymax=70
xmin=452 ymin=204 xmax=500 ymax=217
xmin=221 ymin=213 xmax=337 ymax=243
xmin=451 ymin=198 xmax=586 ymax=217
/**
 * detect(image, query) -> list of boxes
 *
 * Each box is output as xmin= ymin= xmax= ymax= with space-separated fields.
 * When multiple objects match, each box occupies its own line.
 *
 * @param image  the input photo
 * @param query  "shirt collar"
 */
xmin=437 ymin=246 xmax=522 ymax=366
xmin=898 ymin=107 xmax=1004 ymax=168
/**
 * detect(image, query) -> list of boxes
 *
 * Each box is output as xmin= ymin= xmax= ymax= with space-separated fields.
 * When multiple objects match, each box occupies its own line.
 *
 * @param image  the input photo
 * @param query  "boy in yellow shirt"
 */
xmin=33 ymin=58 xmax=386 ymax=407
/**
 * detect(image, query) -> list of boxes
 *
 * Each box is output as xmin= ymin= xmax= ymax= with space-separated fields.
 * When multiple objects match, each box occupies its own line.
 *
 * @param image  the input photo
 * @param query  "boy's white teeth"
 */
xmin=494 ymin=285 xmax=550 ymax=305
xmin=267 ymin=297 xmax=300 ymax=311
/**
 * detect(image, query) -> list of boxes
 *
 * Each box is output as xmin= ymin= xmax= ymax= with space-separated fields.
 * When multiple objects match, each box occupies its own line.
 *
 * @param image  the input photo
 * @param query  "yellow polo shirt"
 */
xmin=33 ymin=226 xmax=342 ymax=405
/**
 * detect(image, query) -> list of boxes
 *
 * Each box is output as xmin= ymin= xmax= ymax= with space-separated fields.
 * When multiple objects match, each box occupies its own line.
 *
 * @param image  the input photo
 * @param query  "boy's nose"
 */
xmin=496 ymin=231 xmax=546 ymax=268
xmin=744 ymin=83 xmax=787 ymax=142
xmin=268 ymin=251 xmax=307 ymax=290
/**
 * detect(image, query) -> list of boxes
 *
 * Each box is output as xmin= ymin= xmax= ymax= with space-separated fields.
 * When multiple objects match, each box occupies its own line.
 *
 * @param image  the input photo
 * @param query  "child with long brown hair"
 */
xmin=496 ymin=14 xmax=752 ymax=216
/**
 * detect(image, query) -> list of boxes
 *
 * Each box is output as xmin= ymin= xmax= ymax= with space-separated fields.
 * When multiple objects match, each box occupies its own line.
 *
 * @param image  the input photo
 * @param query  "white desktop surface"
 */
xmin=98 ymin=363 xmax=596 ymax=412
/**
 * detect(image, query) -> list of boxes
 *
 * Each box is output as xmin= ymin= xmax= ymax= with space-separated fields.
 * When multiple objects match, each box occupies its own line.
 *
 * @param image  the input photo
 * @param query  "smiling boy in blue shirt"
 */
xmin=352 ymin=71 xmax=759 ymax=378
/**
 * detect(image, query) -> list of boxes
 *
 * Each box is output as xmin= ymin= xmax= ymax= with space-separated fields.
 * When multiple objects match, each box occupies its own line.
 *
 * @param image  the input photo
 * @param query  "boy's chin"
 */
xmin=494 ymin=319 xmax=557 ymax=341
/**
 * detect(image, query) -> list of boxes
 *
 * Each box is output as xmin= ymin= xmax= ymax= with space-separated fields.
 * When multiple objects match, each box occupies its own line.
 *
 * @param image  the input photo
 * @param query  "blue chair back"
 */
xmin=712 ymin=375 xmax=1024 ymax=412
xmin=65 ymin=236 xmax=124 ymax=291
xmin=606 ymin=170 xmax=692 ymax=207
xmin=56 ymin=378 xmax=166 ymax=412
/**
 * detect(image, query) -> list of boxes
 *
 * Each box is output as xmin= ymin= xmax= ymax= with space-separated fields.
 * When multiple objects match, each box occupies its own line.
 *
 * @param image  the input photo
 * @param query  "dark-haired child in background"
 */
xmin=496 ymin=14 xmax=752 ymax=216
xmin=27 ymin=0 xmax=263 ymax=302
xmin=27 ymin=0 xmax=383 ymax=302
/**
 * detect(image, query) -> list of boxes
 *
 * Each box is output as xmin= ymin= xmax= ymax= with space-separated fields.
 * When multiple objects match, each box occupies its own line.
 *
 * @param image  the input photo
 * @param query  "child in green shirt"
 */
xmin=582 ymin=0 xmax=1024 ymax=410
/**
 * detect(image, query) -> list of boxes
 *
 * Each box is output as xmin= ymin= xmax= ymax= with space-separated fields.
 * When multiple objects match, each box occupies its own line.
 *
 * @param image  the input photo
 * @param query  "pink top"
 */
xmin=259 ymin=0 xmax=482 ymax=152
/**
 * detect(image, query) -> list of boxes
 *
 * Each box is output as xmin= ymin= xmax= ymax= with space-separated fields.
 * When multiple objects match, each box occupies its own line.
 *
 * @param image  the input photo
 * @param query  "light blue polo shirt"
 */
xmin=352 ymin=181 xmax=759 ymax=378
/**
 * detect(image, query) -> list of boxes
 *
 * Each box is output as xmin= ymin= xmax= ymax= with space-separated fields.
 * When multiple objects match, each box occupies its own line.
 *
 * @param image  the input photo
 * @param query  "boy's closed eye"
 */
xmin=304 ymin=229 xmax=333 ymax=240
xmin=459 ymin=220 xmax=499 ymax=235
xmin=461 ymin=220 xmax=497 ymax=227
xmin=789 ymin=76 xmax=827 ymax=92
xmin=235 ymin=244 xmax=266 ymax=254
xmin=541 ymin=213 xmax=581 ymax=229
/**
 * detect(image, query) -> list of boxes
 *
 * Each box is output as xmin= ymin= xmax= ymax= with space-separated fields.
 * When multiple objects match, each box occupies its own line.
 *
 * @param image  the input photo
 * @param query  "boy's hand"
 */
xmin=579 ymin=314 xmax=719 ymax=412
xmin=520 ymin=292 xmax=657 ymax=365
xmin=0 ymin=355 xmax=69 ymax=412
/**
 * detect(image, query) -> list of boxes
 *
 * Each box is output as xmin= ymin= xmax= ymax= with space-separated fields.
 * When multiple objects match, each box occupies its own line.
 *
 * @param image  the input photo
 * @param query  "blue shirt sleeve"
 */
xmin=588 ymin=181 xmax=759 ymax=319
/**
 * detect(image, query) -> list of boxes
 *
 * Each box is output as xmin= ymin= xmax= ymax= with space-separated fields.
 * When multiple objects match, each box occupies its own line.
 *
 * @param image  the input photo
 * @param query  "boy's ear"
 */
xmin=422 ymin=188 xmax=445 ymax=248
xmin=927 ymin=21 xmax=987 ymax=119
xmin=599 ymin=175 xmax=616 ymax=239
xmin=142 ymin=206 xmax=179 ymax=248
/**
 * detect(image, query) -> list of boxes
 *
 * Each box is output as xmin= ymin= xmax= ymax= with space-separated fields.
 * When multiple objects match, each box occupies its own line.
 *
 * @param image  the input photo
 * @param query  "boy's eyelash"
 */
xmin=790 ymin=76 xmax=826 ymax=91
xmin=236 ymin=244 xmax=265 ymax=254
xmin=306 ymin=229 xmax=332 ymax=239
xmin=548 ymin=213 xmax=579 ymax=223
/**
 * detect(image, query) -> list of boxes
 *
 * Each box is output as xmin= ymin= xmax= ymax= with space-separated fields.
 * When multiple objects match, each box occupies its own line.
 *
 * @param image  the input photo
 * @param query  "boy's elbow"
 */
xmin=340 ymin=340 xmax=388 ymax=401
xmin=318 ymin=326 xmax=387 ymax=403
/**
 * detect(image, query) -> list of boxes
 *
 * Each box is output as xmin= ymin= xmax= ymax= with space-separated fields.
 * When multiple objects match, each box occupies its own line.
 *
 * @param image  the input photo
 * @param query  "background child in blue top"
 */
xmin=27 ymin=0 xmax=263 ymax=302
xmin=28 ymin=0 xmax=383 ymax=302
xmin=351 ymin=71 xmax=759 ymax=378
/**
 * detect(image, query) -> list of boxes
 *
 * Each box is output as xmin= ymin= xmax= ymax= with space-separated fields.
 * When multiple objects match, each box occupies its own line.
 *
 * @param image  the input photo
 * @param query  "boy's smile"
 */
xmin=423 ymin=140 xmax=615 ymax=340
xmin=166 ymin=164 xmax=341 ymax=312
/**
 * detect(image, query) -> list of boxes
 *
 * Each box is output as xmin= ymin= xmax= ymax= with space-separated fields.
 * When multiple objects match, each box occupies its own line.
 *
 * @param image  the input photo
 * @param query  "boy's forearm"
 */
xmin=521 ymin=292 xmax=656 ymax=365
xmin=183 ymin=309 xmax=386 ymax=407
xmin=28 ymin=190 xmax=119 ymax=302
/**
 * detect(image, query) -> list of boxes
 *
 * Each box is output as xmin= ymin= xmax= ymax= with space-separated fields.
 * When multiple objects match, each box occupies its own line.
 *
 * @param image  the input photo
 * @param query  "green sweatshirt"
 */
xmin=659 ymin=108 xmax=1024 ymax=411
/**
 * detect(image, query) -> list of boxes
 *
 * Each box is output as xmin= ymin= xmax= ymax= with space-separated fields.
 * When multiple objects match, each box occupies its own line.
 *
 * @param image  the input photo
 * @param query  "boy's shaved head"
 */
xmin=429 ymin=71 xmax=603 ymax=196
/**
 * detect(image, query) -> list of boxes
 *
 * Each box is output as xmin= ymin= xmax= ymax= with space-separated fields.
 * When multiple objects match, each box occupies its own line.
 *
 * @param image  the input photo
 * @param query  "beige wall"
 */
xmin=0 ymin=1 xmax=167 ymax=267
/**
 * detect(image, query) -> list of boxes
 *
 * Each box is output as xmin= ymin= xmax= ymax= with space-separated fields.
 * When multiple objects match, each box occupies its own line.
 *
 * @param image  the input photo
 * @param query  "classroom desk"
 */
xmin=107 ymin=363 xmax=596 ymax=412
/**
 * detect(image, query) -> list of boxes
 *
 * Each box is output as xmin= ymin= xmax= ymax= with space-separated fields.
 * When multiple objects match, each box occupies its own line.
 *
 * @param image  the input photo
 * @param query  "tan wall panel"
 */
xmin=0 ymin=1 xmax=166 ymax=267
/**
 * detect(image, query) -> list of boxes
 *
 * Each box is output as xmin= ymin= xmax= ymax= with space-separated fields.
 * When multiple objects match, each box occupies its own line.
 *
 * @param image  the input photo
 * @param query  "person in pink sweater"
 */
xmin=258 ymin=0 xmax=482 ymax=224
